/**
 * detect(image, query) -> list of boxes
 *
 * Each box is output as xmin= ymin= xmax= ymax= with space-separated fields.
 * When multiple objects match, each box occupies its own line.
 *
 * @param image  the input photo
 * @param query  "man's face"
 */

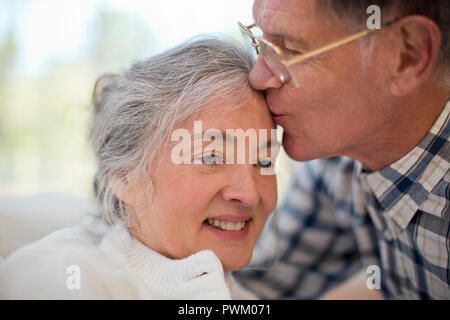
xmin=251 ymin=0 xmax=392 ymax=161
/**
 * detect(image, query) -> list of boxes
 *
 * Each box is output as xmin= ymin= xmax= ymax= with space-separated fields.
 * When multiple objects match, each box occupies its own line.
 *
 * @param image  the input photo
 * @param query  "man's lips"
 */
xmin=265 ymin=92 xmax=286 ymax=119
xmin=271 ymin=111 xmax=284 ymax=117
xmin=271 ymin=112 xmax=286 ymax=125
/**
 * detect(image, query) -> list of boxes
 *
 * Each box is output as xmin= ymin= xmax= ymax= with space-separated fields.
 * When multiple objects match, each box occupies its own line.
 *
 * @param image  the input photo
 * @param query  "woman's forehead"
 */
xmin=193 ymin=96 xmax=273 ymax=131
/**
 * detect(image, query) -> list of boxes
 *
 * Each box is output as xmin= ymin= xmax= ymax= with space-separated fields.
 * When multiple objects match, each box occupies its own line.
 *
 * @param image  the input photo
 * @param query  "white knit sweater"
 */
xmin=0 ymin=223 xmax=256 ymax=299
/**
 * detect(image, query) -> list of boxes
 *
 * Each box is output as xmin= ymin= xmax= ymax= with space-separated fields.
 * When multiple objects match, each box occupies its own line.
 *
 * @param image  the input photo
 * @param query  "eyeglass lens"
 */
xmin=257 ymin=40 xmax=291 ymax=83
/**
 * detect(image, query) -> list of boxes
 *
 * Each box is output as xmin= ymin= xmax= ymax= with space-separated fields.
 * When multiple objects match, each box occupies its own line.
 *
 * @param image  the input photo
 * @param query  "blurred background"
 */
xmin=0 ymin=0 xmax=293 ymax=203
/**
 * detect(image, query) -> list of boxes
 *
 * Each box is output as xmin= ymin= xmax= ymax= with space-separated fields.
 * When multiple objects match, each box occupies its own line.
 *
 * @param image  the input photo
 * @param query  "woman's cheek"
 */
xmin=262 ymin=176 xmax=278 ymax=213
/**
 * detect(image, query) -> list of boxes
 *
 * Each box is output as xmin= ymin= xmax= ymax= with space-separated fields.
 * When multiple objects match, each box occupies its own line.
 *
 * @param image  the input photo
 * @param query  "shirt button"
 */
xmin=383 ymin=229 xmax=393 ymax=242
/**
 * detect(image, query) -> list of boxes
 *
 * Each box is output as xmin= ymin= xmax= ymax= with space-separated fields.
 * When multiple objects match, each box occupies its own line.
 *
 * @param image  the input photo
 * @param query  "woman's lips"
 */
xmin=202 ymin=215 xmax=252 ymax=241
xmin=208 ymin=215 xmax=252 ymax=222
xmin=203 ymin=219 xmax=250 ymax=241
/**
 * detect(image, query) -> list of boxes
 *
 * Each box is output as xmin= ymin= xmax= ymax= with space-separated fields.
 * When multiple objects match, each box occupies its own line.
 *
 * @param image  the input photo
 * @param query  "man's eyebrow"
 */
xmin=265 ymin=31 xmax=310 ymax=51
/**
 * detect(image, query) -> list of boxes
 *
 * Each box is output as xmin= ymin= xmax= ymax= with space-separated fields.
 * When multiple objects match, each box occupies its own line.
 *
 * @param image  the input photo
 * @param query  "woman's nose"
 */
xmin=249 ymin=55 xmax=283 ymax=90
xmin=221 ymin=166 xmax=261 ymax=207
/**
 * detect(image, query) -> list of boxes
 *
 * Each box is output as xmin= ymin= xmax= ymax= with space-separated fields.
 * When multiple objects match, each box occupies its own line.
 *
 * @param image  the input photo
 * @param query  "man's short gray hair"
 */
xmin=318 ymin=0 xmax=449 ymax=84
xmin=89 ymin=35 xmax=255 ymax=224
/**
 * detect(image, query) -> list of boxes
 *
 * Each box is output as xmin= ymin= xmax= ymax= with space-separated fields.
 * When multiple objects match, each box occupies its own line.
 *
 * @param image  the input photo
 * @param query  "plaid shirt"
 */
xmin=234 ymin=99 xmax=450 ymax=300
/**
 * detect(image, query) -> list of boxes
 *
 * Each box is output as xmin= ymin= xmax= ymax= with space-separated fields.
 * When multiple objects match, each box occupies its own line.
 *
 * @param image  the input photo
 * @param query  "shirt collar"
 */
xmin=360 ymin=98 xmax=450 ymax=229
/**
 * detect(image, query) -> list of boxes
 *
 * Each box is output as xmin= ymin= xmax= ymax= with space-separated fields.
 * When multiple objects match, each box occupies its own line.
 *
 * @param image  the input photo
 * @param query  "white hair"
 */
xmin=89 ymin=35 xmax=256 ymax=225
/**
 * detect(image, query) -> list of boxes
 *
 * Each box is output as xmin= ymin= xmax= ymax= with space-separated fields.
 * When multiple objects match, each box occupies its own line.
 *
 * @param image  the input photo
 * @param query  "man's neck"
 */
xmin=348 ymin=85 xmax=449 ymax=172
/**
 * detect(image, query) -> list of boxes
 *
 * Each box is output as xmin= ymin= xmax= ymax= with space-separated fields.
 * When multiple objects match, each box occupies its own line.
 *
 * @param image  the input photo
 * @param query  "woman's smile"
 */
xmin=203 ymin=218 xmax=251 ymax=241
xmin=202 ymin=214 xmax=253 ymax=240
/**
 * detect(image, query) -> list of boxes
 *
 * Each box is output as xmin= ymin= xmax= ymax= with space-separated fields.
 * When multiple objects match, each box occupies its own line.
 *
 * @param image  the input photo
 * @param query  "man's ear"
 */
xmin=390 ymin=15 xmax=442 ymax=96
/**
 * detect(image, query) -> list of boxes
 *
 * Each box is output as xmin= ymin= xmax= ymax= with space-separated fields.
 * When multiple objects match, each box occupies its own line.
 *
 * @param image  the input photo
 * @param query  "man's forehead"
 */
xmin=252 ymin=0 xmax=315 ymax=33
xmin=252 ymin=0 xmax=340 ymax=47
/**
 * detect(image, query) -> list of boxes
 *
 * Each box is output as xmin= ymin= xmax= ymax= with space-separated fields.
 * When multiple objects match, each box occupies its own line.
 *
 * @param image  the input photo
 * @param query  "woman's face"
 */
xmin=122 ymin=93 xmax=278 ymax=271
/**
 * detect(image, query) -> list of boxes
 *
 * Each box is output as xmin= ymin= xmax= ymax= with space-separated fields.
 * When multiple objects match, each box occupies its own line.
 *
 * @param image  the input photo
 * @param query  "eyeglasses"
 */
xmin=238 ymin=19 xmax=399 ymax=88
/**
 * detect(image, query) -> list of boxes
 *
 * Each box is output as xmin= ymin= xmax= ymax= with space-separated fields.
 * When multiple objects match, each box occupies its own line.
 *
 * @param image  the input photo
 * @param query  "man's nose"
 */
xmin=249 ymin=55 xmax=283 ymax=90
xmin=221 ymin=166 xmax=261 ymax=207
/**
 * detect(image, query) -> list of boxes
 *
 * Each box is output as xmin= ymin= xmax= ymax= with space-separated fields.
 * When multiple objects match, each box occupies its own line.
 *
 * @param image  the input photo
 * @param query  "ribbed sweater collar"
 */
xmin=98 ymin=223 xmax=231 ymax=299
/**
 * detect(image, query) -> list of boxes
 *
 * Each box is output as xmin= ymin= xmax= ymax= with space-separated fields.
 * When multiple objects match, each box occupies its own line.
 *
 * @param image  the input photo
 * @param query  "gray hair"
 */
xmin=318 ymin=0 xmax=450 ymax=85
xmin=89 ymin=35 xmax=255 ymax=225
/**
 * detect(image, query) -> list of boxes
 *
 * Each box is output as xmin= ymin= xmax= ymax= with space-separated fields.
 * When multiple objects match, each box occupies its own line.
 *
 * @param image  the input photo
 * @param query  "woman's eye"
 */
xmin=202 ymin=153 xmax=222 ymax=165
xmin=257 ymin=158 xmax=272 ymax=168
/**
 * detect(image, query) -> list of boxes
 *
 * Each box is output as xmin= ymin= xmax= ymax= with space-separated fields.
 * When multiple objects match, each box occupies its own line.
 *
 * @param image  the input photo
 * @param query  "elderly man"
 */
xmin=235 ymin=0 xmax=449 ymax=299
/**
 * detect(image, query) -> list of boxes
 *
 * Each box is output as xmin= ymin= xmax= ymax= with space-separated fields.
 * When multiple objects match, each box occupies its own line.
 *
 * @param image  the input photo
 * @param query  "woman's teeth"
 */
xmin=205 ymin=218 xmax=246 ymax=231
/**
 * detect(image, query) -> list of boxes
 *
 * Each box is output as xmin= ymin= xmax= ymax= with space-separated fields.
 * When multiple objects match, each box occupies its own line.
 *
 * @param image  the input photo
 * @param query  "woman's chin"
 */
xmin=218 ymin=252 xmax=252 ymax=272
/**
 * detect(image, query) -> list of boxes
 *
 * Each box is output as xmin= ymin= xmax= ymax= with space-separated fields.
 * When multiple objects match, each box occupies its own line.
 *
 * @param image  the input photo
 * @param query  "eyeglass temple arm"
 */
xmin=285 ymin=29 xmax=373 ymax=66
xmin=239 ymin=22 xmax=260 ymax=54
xmin=284 ymin=19 xmax=399 ymax=66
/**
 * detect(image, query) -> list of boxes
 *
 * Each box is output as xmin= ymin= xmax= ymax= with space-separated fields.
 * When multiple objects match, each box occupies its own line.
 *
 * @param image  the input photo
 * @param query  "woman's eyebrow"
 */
xmin=192 ymin=130 xmax=230 ymax=141
xmin=193 ymin=131 xmax=279 ymax=150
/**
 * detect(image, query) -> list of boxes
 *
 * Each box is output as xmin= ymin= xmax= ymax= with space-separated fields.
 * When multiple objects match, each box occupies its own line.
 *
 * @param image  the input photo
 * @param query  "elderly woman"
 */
xmin=0 ymin=35 xmax=278 ymax=299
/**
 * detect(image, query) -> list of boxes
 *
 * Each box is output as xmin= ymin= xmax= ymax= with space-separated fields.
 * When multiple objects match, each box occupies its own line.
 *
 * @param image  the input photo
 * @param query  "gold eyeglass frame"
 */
xmin=238 ymin=19 xmax=399 ymax=88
